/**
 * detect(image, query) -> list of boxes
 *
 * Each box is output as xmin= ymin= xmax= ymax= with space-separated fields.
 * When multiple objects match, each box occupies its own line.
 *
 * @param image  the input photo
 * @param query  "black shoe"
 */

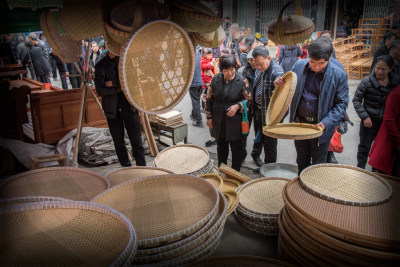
xmin=253 ymin=168 xmax=260 ymax=174
xmin=251 ymin=154 xmax=264 ymax=167
xmin=121 ymin=162 xmax=132 ymax=167
xmin=242 ymin=151 xmax=247 ymax=164
xmin=205 ymin=140 xmax=216 ymax=147
xmin=328 ymin=152 xmax=338 ymax=164
xmin=192 ymin=121 xmax=203 ymax=128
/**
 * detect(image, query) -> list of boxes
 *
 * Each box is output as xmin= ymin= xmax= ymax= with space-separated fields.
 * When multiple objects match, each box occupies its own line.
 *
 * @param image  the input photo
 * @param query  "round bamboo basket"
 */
xmin=189 ymin=255 xmax=295 ymax=266
xmin=199 ymin=173 xmax=223 ymax=191
xmin=222 ymin=190 xmax=239 ymax=215
xmin=103 ymin=28 xmax=123 ymax=56
xmin=263 ymin=123 xmax=323 ymax=140
xmin=0 ymin=167 xmax=110 ymax=201
xmin=192 ymin=26 xmax=226 ymax=48
xmin=154 ymin=144 xmax=211 ymax=175
xmin=235 ymin=206 xmax=279 ymax=224
xmin=171 ymin=8 xmax=221 ymax=34
xmin=235 ymin=209 xmax=279 ymax=227
xmin=219 ymin=163 xmax=252 ymax=183
xmin=0 ymin=201 xmax=137 ymax=266
xmin=91 ymin=174 xmax=219 ymax=248
xmin=299 ymin=164 xmax=392 ymax=206
xmin=119 ymin=20 xmax=195 ymax=114
xmin=106 ymin=166 xmax=174 ymax=187
xmin=0 ymin=196 xmax=69 ymax=208
xmin=266 ymin=71 xmax=297 ymax=127
xmin=283 ymin=177 xmax=400 ymax=251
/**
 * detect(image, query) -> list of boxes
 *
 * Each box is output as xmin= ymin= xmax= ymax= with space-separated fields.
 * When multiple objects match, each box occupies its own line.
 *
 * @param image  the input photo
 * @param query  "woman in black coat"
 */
xmin=353 ymin=55 xmax=399 ymax=169
xmin=205 ymin=54 xmax=250 ymax=171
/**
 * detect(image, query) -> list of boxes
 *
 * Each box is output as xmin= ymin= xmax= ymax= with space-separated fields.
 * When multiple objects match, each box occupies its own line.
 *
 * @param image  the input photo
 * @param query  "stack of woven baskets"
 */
xmin=278 ymin=164 xmax=400 ymax=266
xmin=235 ymin=177 xmax=289 ymax=236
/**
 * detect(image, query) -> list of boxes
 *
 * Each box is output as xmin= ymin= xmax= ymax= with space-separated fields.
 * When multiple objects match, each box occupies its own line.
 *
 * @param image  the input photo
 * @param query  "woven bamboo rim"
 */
xmin=282 ymin=206 xmax=400 ymax=264
xmin=58 ymin=0 xmax=103 ymax=40
xmin=300 ymin=164 xmax=392 ymax=206
xmin=219 ymin=163 xmax=252 ymax=184
xmin=172 ymin=8 xmax=221 ymax=34
xmin=234 ymin=205 xmax=279 ymax=224
xmin=266 ymin=71 xmax=297 ymax=127
xmin=91 ymin=174 xmax=219 ymax=248
xmin=222 ymin=190 xmax=239 ymax=215
xmin=235 ymin=209 xmax=279 ymax=227
xmin=40 ymin=10 xmax=81 ymax=63
xmin=192 ymin=26 xmax=226 ymax=48
xmin=221 ymin=178 xmax=241 ymax=192
xmin=105 ymin=20 xmax=130 ymax=45
xmin=199 ymin=173 xmax=223 ymax=191
xmin=236 ymin=177 xmax=289 ymax=217
xmin=189 ymin=255 xmax=295 ymax=267
xmin=0 ymin=167 xmax=110 ymax=201
xmin=212 ymin=166 xmax=220 ymax=175
xmin=119 ymin=20 xmax=195 ymax=114
xmin=283 ymin=177 xmax=400 ymax=251
xmin=136 ymin=190 xmax=227 ymax=258
xmin=0 ymin=201 xmax=137 ymax=266
xmin=106 ymin=166 xmax=174 ymax=187
xmin=236 ymin=212 xmax=279 ymax=231
xmin=236 ymin=215 xmax=279 ymax=237
xmin=263 ymin=123 xmax=323 ymax=140
xmin=154 ymin=144 xmax=210 ymax=175
xmin=0 ymin=195 xmax=69 ymax=208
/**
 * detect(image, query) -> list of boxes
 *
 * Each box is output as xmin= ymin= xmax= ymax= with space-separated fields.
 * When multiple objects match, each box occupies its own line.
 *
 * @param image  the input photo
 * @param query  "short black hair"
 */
xmin=376 ymin=55 xmax=394 ymax=68
xmin=225 ymin=16 xmax=230 ymax=20
xmin=308 ymin=37 xmax=333 ymax=61
xmin=219 ymin=54 xmax=237 ymax=71
xmin=26 ymin=42 xmax=33 ymax=49
xmin=30 ymin=36 xmax=37 ymax=41
xmin=383 ymin=31 xmax=395 ymax=42
xmin=242 ymin=36 xmax=255 ymax=51
xmin=201 ymin=47 xmax=212 ymax=55
xmin=391 ymin=40 xmax=400 ymax=50
xmin=252 ymin=46 xmax=269 ymax=58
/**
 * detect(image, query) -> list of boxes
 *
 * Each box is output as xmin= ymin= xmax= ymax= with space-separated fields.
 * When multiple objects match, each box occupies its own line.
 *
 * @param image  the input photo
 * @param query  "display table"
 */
xmin=150 ymin=121 xmax=188 ymax=146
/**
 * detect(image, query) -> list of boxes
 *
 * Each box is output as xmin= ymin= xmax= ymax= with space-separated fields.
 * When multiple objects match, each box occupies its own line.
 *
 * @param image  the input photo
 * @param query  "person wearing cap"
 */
xmin=274 ymin=37 xmax=349 ymax=175
xmin=251 ymin=46 xmax=284 ymax=167
xmin=95 ymin=45 xmax=146 ymax=167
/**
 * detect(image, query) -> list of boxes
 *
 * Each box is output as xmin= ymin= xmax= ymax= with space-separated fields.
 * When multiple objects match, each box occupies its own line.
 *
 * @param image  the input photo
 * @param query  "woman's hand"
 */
xmin=206 ymin=119 xmax=213 ymax=128
xmin=226 ymin=104 xmax=239 ymax=117
xmin=363 ymin=117 xmax=373 ymax=128
xmin=242 ymin=90 xmax=252 ymax=100
xmin=274 ymin=76 xmax=285 ymax=87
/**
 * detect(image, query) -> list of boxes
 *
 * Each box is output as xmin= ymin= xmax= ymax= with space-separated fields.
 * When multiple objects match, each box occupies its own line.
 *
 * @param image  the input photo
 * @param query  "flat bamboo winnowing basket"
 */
xmin=91 ymin=174 xmax=219 ymax=248
xmin=0 ymin=167 xmax=110 ymax=201
xmin=263 ymin=123 xmax=323 ymax=140
xmin=106 ymin=166 xmax=174 ymax=187
xmin=119 ymin=20 xmax=195 ymax=114
xmin=0 ymin=196 xmax=69 ymax=208
xmin=0 ymin=201 xmax=138 ymax=266
xmin=300 ymin=164 xmax=392 ymax=206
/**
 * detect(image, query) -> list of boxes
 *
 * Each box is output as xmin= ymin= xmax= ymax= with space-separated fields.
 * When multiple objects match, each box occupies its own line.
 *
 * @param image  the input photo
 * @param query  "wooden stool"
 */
xmin=150 ymin=121 xmax=188 ymax=146
xmin=30 ymin=154 xmax=67 ymax=170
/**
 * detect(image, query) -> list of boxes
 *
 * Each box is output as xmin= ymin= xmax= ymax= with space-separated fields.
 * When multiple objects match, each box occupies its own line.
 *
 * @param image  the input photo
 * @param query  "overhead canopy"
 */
xmin=0 ymin=2 xmax=43 ymax=33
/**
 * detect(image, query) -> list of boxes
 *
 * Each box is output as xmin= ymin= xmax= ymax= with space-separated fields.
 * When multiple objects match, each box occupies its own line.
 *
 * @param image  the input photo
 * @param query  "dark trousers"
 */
xmin=37 ymin=74 xmax=50 ymax=84
xmin=252 ymin=108 xmax=277 ymax=163
xmin=106 ymin=109 xmax=146 ymax=166
xmin=357 ymin=118 xmax=382 ymax=169
xmin=217 ymin=138 xmax=242 ymax=171
xmin=59 ymin=71 xmax=68 ymax=89
xmin=295 ymin=139 xmax=330 ymax=175
xmin=66 ymin=63 xmax=82 ymax=89
xmin=49 ymin=57 xmax=57 ymax=79
xmin=189 ymin=85 xmax=202 ymax=123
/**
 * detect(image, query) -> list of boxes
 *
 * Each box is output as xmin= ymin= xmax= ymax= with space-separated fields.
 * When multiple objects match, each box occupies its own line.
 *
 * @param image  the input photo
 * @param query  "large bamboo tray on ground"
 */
xmin=106 ymin=166 xmax=174 ymax=187
xmin=119 ymin=20 xmax=195 ymax=114
xmin=263 ymin=123 xmax=322 ymax=140
xmin=189 ymin=255 xmax=295 ymax=266
xmin=0 ymin=201 xmax=138 ymax=266
xmin=0 ymin=167 xmax=110 ymax=201
xmin=154 ymin=144 xmax=213 ymax=175
xmin=0 ymin=196 xmax=69 ymax=208
xmin=300 ymin=164 xmax=392 ymax=206
xmin=266 ymin=71 xmax=297 ymax=127
xmin=279 ymin=176 xmax=400 ymax=265
xmin=91 ymin=174 xmax=219 ymax=249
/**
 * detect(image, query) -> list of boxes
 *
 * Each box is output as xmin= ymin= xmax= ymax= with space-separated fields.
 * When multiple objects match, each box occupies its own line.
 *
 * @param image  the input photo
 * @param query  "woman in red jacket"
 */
xmin=369 ymin=85 xmax=400 ymax=177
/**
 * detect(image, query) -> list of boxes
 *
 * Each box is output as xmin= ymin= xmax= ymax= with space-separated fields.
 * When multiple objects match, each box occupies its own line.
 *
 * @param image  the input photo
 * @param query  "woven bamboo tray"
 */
xmin=189 ymin=255 xmax=295 ymax=267
xmin=263 ymin=123 xmax=322 ymax=140
xmin=106 ymin=166 xmax=174 ymax=187
xmin=219 ymin=163 xmax=252 ymax=184
xmin=0 ymin=167 xmax=110 ymax=201
xmin=103 ymin=28 xmax=123 ymax=56
xmin=199 ymin=173 xmax=223 ymax=191
xmin=222 ymin=190 xmax=239 ymax=215
xmin=300 ymin=164 xmax=392 ymax=206
xmin=235 ymin=209 xmax=279 ymax=227
xmin=236 ymin=213 xmax=280 ymax=232
xmin=136 ymin=190 xmax=227 ymax=258
xmin=212 ymin=166 xmax=220 ymax=175
xmin=221 ymin=178 xmax=241 ymax=192
xmin=119 ymin=20 xmax=195 ymax=114
xmin=236 ymin=215 xmax=279 ymax=237
xmin=0 ymin=196 xmax=69 ymax=208
xmin=192 ymin=26 xmax=226 ymax=48
xmin=91 ymin=174 xmax=219 ymax=248
xmin=154 ymin=145 xmax=211 ymax=175
xmin=171 ymin=6 xmax=221 ymax=34
xmin=283 ymin=177 xmax=400 ymax=251
xmin=266 ymin=71 xmax=297 ymax=127
xmin=0 ymin=201 xmax=137 ymax=266
xmin=234 ymin=205 xmax=279 ymax=224
xmin=237 ymin=177 xmax=289 ymax=217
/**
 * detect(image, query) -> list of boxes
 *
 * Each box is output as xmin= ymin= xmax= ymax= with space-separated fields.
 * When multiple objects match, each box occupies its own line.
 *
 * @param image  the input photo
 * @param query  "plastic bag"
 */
xmin=329 ymin=128 xmax=343 ymax=153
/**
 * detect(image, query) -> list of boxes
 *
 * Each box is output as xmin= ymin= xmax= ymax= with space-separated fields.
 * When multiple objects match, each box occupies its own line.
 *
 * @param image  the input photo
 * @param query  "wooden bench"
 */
xmin=150 ymin=121 xmax=188 ymax=146
xmin=349 ymin=58 xmax=371 ymax=79
xmin=361 ymin=58 xmax=373 ymax=78
xmin=30 ymin=154 xmax=67 ymax=169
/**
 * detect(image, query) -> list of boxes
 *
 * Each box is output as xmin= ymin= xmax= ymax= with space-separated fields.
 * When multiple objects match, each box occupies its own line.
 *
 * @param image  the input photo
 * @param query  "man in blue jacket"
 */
xmin=275 ymin=38 xmax=349 ymax=174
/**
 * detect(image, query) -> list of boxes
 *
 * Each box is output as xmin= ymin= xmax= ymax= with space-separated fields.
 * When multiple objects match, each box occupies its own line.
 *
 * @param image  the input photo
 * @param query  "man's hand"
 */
xmin=242 ymin=90 xmax=251 ymax=100
xmin=274 ymin=76 xmax=285 ymax=87
xmin=363 ymin=117 xmax=373 ymax=128
xmin=105 ymin=80 xmax=113 ymax=87
xmin=206 ymin=119 xmax=213 ymax=128
xmin=226 ymin=104 xmax=239 ymax=117
xmin=315 ymin=122 xmax=325 ymax=130
xmin=65 ymin=72 xmax=69 ymax=76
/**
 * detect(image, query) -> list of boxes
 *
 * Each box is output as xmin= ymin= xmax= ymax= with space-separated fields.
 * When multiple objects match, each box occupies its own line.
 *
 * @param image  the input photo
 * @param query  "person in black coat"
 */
xmin=371 ymin=32 xmax=397 ymax=71
xmin=353 ymin=55 xmax=399 ymax=169
xmin=49 ymin=51 xmax=69 ymax=89
xmin=66 ymin=62 xmax=82 ymax=89
xmin=95 ymin=48 xmax=146 ymax=167
xmin=25 ymin=41 xmax=51 ymax=83
xmin=206 ymin=54 xmax=250 ymax=171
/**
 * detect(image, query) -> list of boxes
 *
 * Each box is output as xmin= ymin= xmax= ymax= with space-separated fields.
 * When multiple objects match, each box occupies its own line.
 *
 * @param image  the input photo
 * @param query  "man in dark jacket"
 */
xmin=371 ymin=31 xmax=396 ymax=71
xmin=25 ymin=41 xmax=52 ymax=83
xmin=89 ymin=41 xmax=104 ymax=83
xmin=251 ymin=46 xmax=284 ymax=167
xmin=66 ymin=62 xmax=82 ymax=89
xmin=275 ymin=38 xmax=349 ymax=174
xmin=49 ymin=51 xmax=69 ymax=89
xmin=389 ymin=40 xmax=400 ymax=78
xmin=95 ymin=48 xmax=146 ymax=167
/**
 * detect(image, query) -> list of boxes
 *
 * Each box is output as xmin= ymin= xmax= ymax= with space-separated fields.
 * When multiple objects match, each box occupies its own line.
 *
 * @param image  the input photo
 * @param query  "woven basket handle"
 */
xmin=276 ymin=0 xmax=304 ymax=42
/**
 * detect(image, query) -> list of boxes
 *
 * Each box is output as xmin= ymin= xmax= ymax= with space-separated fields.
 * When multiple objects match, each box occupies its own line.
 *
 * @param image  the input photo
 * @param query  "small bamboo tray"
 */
xmin=263 ymin=123 xmax=322 ymax=140
xmin=222 ymin=190 xmax=239 ymax=215
xmin=199 ymin=173 xmax=223 ymax=191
